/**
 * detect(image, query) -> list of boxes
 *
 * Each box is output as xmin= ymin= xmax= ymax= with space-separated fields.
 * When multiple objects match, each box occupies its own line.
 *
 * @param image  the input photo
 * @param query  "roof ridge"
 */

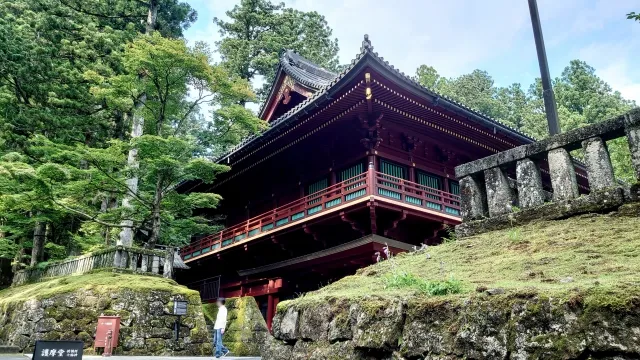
xmin=220 ymin=34 xmax=536 ymax=164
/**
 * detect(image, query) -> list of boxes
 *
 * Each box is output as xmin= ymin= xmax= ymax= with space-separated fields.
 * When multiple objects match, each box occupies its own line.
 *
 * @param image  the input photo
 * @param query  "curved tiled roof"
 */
xmin=281 ymin=50 xmax=337 ymax=89
xmin=219 ymin=35 xmax=536 ymax=165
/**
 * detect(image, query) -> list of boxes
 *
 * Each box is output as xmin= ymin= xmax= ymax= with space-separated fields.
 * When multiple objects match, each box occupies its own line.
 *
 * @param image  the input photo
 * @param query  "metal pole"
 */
xmin=528 ymin=0 xmax=560 ymax=135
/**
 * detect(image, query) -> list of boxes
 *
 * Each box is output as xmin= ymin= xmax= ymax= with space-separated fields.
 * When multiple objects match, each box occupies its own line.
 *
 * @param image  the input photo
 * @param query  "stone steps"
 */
xmin=0 ymin=345 xmax=20 ymax=354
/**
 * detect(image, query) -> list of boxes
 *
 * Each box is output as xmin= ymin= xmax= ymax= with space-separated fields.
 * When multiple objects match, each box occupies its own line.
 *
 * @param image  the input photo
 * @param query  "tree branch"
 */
xmin=51 ymin=198 xmax=136 ymax=228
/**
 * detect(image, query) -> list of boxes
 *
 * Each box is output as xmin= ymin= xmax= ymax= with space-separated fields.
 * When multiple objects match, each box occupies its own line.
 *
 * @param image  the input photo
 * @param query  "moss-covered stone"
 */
xmin=0 ymin=273 xmax=211 ymax=356
xmin=263 ymin=207 xmax=640 ymax=359
xmin=202 ymin=296 xmax=268 ymax=356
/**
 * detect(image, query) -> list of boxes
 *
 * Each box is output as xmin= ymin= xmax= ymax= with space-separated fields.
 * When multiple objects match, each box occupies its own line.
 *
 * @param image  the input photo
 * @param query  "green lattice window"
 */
xmin=417 ymin=171 xmax=442 ymax=210
xmin=378 ymin=159 xmax=405 ymax=198
xmin=340 ymin=162 xmax=365 ymax=193
xmin=449 ymin=180 xmax=460 ymax=195
xmin=339 ymin=163 xmax=364 ymax=181
xmin=380 ymin=160 xmax=406 ymax=179
xmin=307 ymin=178 xmax=328 ymax=195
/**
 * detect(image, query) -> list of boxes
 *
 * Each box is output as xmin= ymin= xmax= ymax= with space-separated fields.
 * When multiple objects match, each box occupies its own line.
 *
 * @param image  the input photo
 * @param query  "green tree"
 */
xmin=85 ymin=34 xmax=264 ymax=247
xmin=0 ymin=0 xmax=222 ymax=271
xmin=55 ymin=0 xmax=197 ymax=38
xmin=627 ymin=12 xmax=640 ymax=22
xmin=415 ymin=60 xmax=637 ymax=181
xmin=213 ymin=0 xmax=340 ymax=101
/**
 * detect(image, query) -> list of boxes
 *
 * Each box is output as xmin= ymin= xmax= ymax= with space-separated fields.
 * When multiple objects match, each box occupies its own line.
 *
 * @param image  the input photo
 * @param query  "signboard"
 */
xmin=173 ymin=300 xmax=188 ymax=316
xmin=34 ymin=340 xmax=83 ymax=360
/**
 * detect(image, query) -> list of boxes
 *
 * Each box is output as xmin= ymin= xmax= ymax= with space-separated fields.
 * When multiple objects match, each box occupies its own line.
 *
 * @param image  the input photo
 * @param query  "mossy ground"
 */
xmin=0 ymin=271 xmax=195 ymax=308
xmin=291 ymin=207 xmax=640 ymax=308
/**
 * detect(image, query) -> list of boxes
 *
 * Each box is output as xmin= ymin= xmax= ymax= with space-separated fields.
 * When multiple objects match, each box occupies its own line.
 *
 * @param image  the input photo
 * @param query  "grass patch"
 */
xmin=385 ymin=273 xmax=462 ymax=296
xmin=296 ymin=209 xmax=640 ymax=305
xmin=0 ymin=271 xmax=196 ymax=308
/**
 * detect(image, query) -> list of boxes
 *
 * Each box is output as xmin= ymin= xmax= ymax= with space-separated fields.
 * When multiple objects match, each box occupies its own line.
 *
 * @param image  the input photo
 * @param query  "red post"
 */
xmin=266 ymin=294 xmax=274 ymax=331
xmin=367 ymin=160 xmax=375 ymax=195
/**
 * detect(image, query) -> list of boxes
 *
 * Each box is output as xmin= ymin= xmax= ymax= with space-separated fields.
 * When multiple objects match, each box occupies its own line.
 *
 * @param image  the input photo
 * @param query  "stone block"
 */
xmin=516 ymin=158 xmax=544 ymax=208
xmin=273 ymin=307 xmax=299 ymax=341
xmin=547 ymin=148 xmax=579 ymax=201
xmin=456 ymin=187 xmax=625 ymax=238
xmin=582 ymin=137 xmax=615 ymax=190
xmin=349 ymin=298 xmax=404 ymax=350
xmin=484 ymin=167 xmax=515 ymax=217
xmin=625 ymin=111 xmax=640 ymax=181
xmin=298 ymin=305 xmax=330 ymax=341
xmin=460 ymin=175 xmax=488 ymax=221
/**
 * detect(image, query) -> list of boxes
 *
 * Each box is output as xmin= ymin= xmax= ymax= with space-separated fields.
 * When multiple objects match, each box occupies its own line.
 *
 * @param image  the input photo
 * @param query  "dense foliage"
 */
xmin=415 ymin=60 xmax=637 ymax=181
xmin=213 ymin=0 xmax=340 ymax=101
xmin=0 ymin=0 xmax=265 ymax=278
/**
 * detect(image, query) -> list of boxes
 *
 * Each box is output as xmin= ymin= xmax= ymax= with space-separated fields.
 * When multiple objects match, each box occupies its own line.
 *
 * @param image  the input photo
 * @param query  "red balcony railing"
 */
xmin=181 ymin=170 xmax=460 ymax=260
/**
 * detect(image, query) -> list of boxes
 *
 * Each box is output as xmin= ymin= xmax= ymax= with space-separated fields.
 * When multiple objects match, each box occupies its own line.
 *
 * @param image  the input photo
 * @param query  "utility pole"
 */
xmin=528 ymin=0 xmax=560 ymax=135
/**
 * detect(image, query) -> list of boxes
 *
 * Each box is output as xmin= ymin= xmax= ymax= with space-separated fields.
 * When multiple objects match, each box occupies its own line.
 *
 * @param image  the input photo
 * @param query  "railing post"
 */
xmin=516 ymin=158 xmax=545 ymax=208
xmin=624 ymin=109 xmax=640 ymax=181
xmin=141 ymin=254 xmax=149 ymax=272
xmin=367 ymin=162 xmax=375 ymax=195
xmin=582 ymin=137 xmax=615 ymax=190
xmin=484 ymin=167 xmax=516 ymax=216
xmin=113 ymin=247 xmax=124 ymax=268
xmin=151 ymin=256 xmax=160 ymax=274
xmin=459 ymin=175 xmax=488 ymax=221
xmin=548 ymin=148 xmax=579 ymax=200
xmin=129 ymin=253 xmax=138 ymax=271
xmin=163 ymin=249 xmax=174 ymax=279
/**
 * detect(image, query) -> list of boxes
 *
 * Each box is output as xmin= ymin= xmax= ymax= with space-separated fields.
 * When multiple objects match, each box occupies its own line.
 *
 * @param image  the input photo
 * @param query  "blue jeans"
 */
xmin=214 ymin=328 xmax=228 ymax=357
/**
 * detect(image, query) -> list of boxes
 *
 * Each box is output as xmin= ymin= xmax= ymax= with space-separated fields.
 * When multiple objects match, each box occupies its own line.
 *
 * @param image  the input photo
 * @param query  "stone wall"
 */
xmin=202 ymin=296 xmax=268 ymax=356
xmin=455 ymin=108 xmax=640 ymax=238
xmin=263 ymin=295 xmax=640 ymax=360
xmin=0 ymin=281 xmax=211 ymax=355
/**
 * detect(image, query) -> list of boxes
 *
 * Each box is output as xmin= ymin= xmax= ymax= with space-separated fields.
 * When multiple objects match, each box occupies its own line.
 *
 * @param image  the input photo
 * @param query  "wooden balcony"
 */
xmin=181 ymin=169 xmax=461 ymax=262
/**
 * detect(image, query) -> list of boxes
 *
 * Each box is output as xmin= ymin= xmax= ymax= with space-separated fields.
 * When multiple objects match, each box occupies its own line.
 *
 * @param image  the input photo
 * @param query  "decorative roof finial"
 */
xmin=361 ymin=34 xmax=373 ymax=52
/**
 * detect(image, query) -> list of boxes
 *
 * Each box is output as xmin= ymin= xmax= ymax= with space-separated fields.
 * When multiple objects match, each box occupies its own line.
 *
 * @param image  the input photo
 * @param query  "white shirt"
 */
xmin=214 ymin=305 xmax=227 ymax=330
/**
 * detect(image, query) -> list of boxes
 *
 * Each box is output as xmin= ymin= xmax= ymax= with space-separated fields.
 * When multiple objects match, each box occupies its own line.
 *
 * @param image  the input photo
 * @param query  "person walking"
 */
xmin=213 ymin=297 xmax=229 ymax=358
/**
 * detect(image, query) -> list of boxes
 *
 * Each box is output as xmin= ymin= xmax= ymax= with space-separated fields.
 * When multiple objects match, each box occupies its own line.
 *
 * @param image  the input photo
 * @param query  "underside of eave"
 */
xmin=259 ymin=68 xmax=285 ymax=120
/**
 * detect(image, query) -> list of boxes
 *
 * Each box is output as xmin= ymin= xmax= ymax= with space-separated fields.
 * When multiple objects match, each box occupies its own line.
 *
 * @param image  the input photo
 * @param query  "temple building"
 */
xmin=176 ymin=35 xmax=589 ymax=329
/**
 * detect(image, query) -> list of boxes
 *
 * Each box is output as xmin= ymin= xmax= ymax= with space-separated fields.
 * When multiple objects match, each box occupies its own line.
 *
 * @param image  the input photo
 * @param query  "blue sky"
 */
xmin=184 ymin=0 xmax=640 ymax=104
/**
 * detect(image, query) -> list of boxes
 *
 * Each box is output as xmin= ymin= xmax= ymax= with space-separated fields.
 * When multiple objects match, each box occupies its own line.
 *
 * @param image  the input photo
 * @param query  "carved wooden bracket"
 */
xmin=359 ymin=113 xmax=384 ymax=150
xmin=303 ymin=225 xmax=326 ymax=247
xmin=384 ymin=210 xmax=407 ymax=237
xmin=425 ymin=224 xmax=446 ymax=244
xmin=401 ymin=133 xmax=422 ymax=154
xmin=340 ymin=212 xmax=365 ymax=236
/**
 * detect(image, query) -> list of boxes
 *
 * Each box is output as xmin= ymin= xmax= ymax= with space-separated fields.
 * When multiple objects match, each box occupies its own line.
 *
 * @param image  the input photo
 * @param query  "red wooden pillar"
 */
xmin=367 ymin=155 xmax=376 ymax=195
xmin=266 ymin=292 xmax=280 ymax=332
xmin=329 ymin=168 xmax=337 ymax=185
xmin=266 ymin=294 xmax=274 ymax=331
xmin=408 ymin=165 xmax=416 ymax=183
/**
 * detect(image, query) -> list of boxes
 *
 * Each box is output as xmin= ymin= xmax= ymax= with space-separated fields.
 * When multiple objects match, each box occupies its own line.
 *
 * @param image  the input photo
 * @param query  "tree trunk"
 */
xmin=40 ymin=223 xmax=50 ymax=262
xmin=12 ymin=246 xmax=24 ymax=273
xmin=31 ymin=219 xmax=46 ymax=266
xmin=146 ymin=0 xmax=158 ymax=34
xmin=117 ymin=1 xmax=157 ymax=247
xmin=148 ymin=175 xmax=163 ymax=247
xmin=117 ymin=107 xmax=144 ymax=247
